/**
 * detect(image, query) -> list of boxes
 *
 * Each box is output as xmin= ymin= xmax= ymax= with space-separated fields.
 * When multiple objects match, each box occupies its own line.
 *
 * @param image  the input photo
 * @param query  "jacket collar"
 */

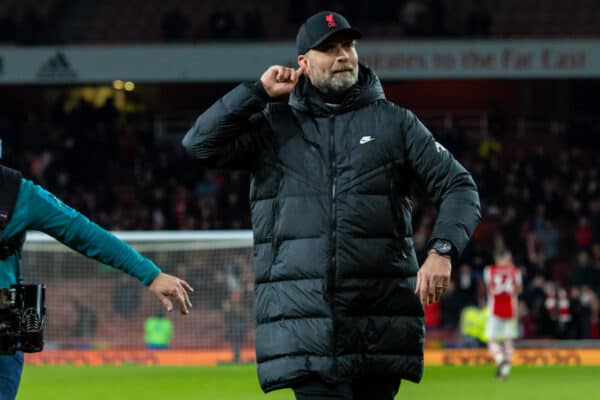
xmin=289 ymin=63 xmax=385 ymax=116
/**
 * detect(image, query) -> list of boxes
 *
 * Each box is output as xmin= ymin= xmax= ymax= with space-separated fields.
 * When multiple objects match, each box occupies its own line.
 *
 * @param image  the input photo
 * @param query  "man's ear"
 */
xmin=297 ymin=55 xmax=308 ymax=72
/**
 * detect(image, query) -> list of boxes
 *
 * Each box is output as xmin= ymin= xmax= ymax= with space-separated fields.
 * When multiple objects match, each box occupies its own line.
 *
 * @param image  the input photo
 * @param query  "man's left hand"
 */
xmin=415 ymin=252 xmax=451 ymax=305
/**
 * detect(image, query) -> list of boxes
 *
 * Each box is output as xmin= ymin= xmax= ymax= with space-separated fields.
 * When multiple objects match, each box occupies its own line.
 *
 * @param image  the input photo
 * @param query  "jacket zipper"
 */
xmin=328 ymin=114 xmax=337 ymax=296
xmin=328 ymin=114 xmax=337 ymax=359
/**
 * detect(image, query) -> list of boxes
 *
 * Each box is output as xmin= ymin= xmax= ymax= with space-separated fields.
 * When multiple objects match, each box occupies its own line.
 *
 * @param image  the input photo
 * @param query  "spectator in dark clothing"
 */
xmin=568 ymin=287 xmax=582 ymax=336
xmin=501 ymin=206 xmax=522 ymax=255
xmin=72 ymin=299 xmax=98 ymax=337
xmin=456 ymin=263 xmax=478 ymax=307
xmin=580 ymin=285 xmax=599 ymax=337
xmin=590 ymin=198 xmax=600 ymax=244
xmin=521 ymin=275 xmax=547 ymax=335
xmin=223 ymin=289 xmax=249 ymax=362
xmin=113 ymin=275 xmax=141 ymax=317
xmin=570 ymin=250 xmax=593 ymax=287
xmin=440 ymin=282 xmax=463 ymax=330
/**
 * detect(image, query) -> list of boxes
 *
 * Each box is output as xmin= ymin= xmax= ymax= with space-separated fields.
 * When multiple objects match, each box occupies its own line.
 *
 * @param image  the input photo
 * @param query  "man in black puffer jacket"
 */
xmin=182 ymin=11 xmax=480 ymax=400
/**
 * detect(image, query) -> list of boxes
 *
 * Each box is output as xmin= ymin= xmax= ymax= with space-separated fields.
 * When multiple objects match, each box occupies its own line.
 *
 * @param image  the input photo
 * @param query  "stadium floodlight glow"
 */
xmin=124 ymin=81 xmax=135 ymax=91
xmin=112 ymin=80 xmax=124 ymax=90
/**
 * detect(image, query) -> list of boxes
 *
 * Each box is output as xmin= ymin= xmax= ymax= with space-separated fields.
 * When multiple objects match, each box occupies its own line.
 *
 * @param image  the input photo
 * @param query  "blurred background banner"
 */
xmin=0 ymin=40 xmax=597 ymax=83
xmin=22 ymin=348 xmax=600 ymax=366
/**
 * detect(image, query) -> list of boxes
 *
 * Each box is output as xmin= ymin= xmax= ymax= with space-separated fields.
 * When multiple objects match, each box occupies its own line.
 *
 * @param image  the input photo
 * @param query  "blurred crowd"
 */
xmin=1 ymin=0 xmax=598 ymax=45
xmin=0 ymin=1 xmax=491 ymax=45
xmin=2 ymin=97 xmax=250 ymax=231
xmin=0 ymin=5 xmax=48 ymax=45
xmin=420 ymin=112 xmax=600 ymax=341
xmin=3 ymin=95 xmax=600 ymax=342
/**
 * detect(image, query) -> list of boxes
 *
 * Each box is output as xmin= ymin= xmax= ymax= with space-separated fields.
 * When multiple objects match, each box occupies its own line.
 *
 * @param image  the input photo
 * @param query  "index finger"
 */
xmin=181 ymin=286 xmax=192 ymax=308
xmin=174 ymin=287 xmax=189 ymax=315
xmin=415 ymin=271 xmax=421 ymax=295
xmin=179 ymin=279 xmax=194 ymax=293
xmin=421 ymin=273 xmax=431 ymax=305
xmin=296 ymin=65 xmax=305 ymax=76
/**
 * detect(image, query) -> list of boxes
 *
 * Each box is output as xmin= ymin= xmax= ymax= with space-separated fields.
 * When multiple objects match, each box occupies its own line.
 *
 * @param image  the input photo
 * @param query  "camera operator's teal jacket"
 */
xmin=0 ymin=178 xmax=161 ymax=289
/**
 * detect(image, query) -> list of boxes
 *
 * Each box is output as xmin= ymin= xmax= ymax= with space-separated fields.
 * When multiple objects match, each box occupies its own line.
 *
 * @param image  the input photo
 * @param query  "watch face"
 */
xmin=434 ymin=240 xmax=452 ymax=254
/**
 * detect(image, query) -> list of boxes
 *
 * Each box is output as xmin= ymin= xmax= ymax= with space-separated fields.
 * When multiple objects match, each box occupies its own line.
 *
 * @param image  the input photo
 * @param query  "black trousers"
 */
xmin=293 ymin=378 xmax=401 ymax=400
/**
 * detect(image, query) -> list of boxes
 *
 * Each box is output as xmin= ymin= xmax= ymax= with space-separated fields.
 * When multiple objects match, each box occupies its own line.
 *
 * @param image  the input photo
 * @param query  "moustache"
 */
xmin=332 ymin=67 xmax=355 ymax=74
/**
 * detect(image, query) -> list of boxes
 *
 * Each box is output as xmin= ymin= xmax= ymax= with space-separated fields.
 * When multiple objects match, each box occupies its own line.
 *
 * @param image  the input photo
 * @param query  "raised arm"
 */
xmin=182 ymin=65 xmax=304 ymax=170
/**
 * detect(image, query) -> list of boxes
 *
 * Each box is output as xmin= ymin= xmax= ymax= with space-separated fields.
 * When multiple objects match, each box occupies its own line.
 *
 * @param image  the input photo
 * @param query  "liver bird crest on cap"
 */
xmin=325 ymin=13 xmax=336 ymax=28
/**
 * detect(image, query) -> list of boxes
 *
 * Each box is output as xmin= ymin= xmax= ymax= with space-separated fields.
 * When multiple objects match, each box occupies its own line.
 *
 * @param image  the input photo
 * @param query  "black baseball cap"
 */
xmin=296 ymin=11 xmax=362 ymax=55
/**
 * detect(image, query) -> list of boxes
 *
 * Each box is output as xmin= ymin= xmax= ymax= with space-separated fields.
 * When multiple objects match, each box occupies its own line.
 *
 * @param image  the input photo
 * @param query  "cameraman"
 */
xmin=0 ymin=164 xmax=193 ymax=400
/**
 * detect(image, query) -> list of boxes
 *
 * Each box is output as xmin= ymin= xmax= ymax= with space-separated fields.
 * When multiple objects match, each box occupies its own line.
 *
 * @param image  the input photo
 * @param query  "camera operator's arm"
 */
xmin=13 ymin=179 xmax=193 ymax=314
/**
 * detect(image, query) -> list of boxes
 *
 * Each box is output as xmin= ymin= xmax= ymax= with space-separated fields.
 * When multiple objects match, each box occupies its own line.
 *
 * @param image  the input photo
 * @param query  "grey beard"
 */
xmin=311 ymin=70 xmax=359 ymax=96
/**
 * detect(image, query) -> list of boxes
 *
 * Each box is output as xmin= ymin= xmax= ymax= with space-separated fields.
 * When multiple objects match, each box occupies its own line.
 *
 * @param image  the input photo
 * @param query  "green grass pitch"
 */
xmin=18 ymin=364 xmax=599 ymax=399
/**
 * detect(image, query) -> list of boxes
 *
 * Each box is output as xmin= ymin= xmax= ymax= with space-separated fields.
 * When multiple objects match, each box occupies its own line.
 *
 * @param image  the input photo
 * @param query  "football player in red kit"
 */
xmin=483 ymin=249 xmax=522 ymax=380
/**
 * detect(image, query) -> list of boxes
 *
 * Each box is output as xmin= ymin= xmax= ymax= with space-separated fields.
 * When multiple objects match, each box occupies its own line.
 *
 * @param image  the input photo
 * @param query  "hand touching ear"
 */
xmin=260 ymin=65 xmax=306 ymax=97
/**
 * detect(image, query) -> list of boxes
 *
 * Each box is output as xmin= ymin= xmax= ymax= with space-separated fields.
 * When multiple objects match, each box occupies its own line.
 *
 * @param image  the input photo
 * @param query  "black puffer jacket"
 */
xmin=182 ymin=64 xmax=480 ymax=392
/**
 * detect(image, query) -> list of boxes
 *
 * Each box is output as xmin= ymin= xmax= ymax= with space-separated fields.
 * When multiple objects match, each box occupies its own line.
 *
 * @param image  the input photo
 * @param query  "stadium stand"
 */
xmin=3 ymin=94 xmax=598 ymax=344
xmin=2 ymin=0 xmax=600 ymax=45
